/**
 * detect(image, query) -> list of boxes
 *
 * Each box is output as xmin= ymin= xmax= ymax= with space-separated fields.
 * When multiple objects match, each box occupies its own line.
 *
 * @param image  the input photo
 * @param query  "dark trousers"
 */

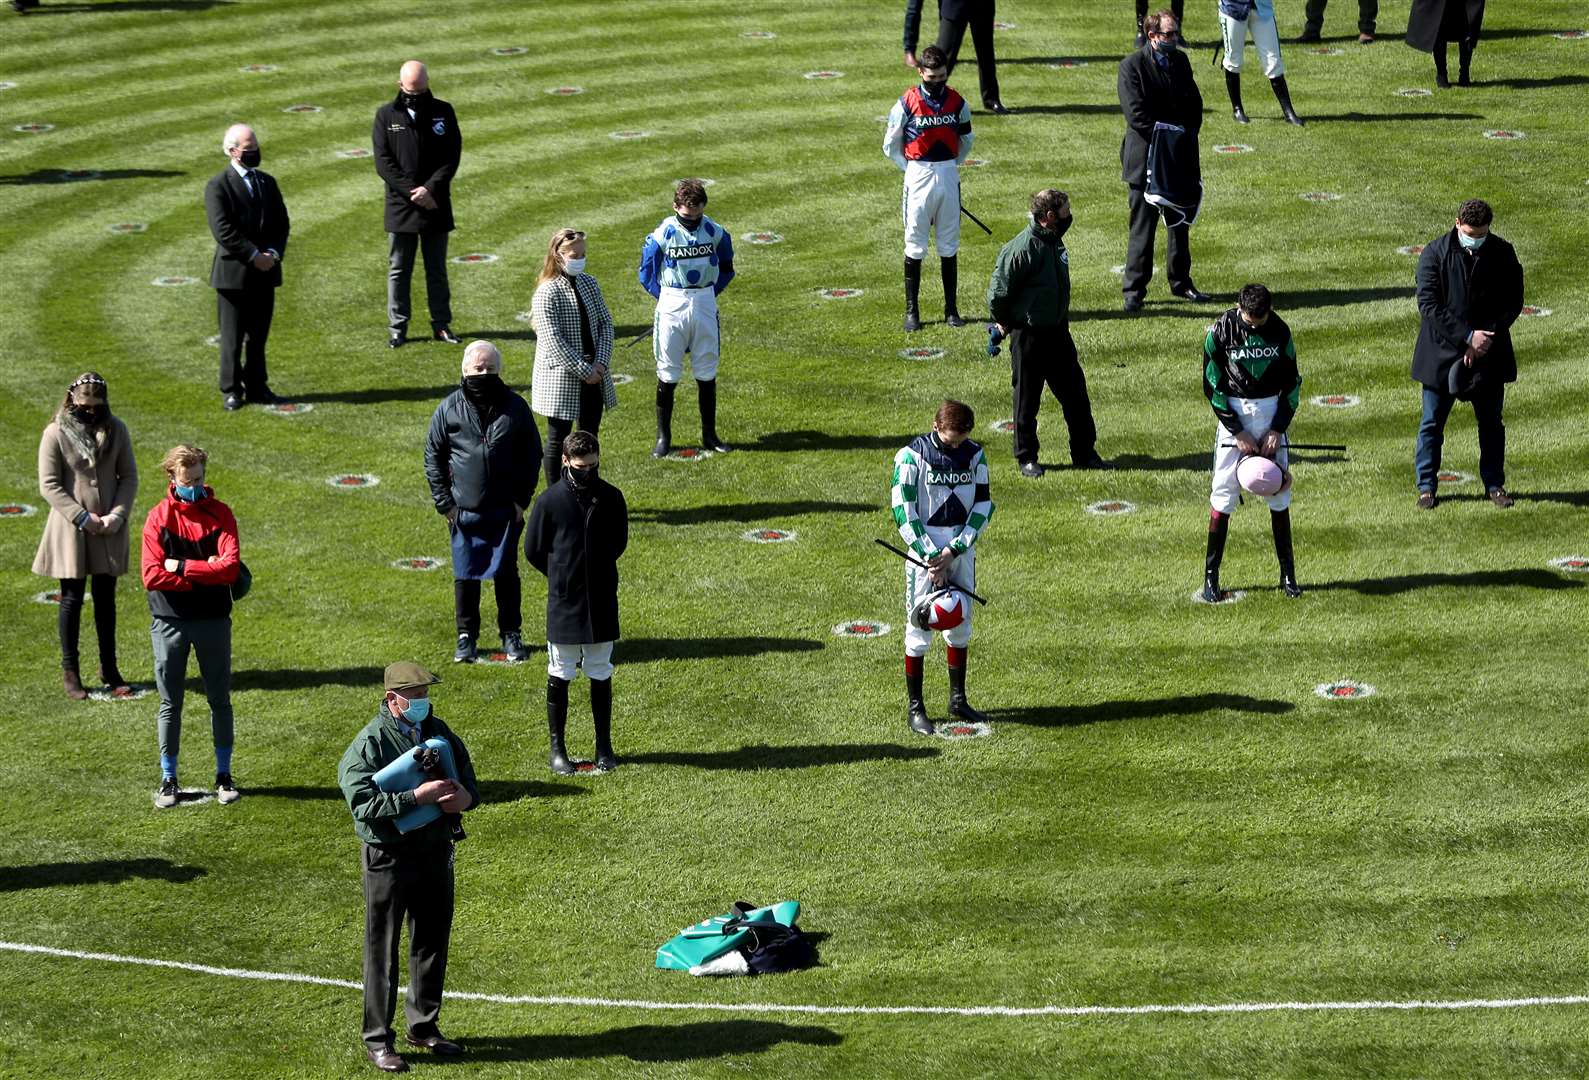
xmin=361 ymin=841 xmax=454 ymax=1051
xmin=216 ymin=286 xmax=275 ymax=397
xmin=1010 ymin=322 xmax=1098 ymax=465
xmin=388 ymin=229 xmax=452 ymax=334
xmin=150 ymin=615 xmax=232 ymax=773
xmin=1416 ymin=382 xmax=1505 ymax=493
xmin=1124 ymin=184 xmax=1192 ymax=301
xmin=57 ymin=574 xmax=117 ymax=673
xmin=541 ymin=381 xmax=606 ymax=490
xmin=1302 ymin=0 xmax=1378 ymax=35
xmin=454 ymin=518 xmax=525 ymax=639
xmin=937 ymin=11 xmax=1001 ymax=105
xmin=1136 ymin=0 xmax=1186 ymax=29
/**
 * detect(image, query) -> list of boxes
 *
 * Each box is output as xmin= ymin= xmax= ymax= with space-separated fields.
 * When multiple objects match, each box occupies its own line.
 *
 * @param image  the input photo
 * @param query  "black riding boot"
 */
xmin=1434 ymin=42 xmax=1451 ymax=87
xmin=698 ymin=378 xmax=729 ymax=453
xmin=903 ymin=257 xmax=922 ymax=332
xmin=1202 ymin=511 xmax=1230 ymax=602
xmin=591 ymin=677 xmax=616 ymax=771
xmin=652 ymin=380 xmax=676 ymax=458
xmin=1458 ymin=38 xmax=1473 ymax=85
xmin=1226 ymin=70 xmax=1249 ymax=123
xmin=1270 ymin=75 xmax=1304 ymax=125
xmin=947 ymin=653 xmax=990 ymax=723
xmin=547 ymin=676 xmax=574 ymax=775
xmin=941 ymin=255 xmax=964 ymax=326
xmin=907 ymin=668 xmax=933 ymax=735
xmin=1272 ymin=508 xmax=1303 ymax=597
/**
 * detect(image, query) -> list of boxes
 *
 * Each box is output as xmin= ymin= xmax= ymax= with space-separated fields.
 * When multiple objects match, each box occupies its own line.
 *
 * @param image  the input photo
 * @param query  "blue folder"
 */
xmin=372 ymin=737 xmax=460 ymax=834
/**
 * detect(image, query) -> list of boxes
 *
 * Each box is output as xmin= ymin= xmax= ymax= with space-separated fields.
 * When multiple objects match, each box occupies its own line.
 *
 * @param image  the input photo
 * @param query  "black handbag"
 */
xmin=232 ymin=560 xmax=252 ymax=601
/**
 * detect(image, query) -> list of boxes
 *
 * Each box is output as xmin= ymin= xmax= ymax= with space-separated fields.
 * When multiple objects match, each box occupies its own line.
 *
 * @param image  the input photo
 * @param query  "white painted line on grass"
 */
xmin=4 ymin=940 xmax=1588 ymax=1020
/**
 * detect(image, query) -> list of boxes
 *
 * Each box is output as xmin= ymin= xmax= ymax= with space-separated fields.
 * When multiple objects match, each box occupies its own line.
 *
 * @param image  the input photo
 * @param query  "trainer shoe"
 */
xmin=1417 ymin=490 xmax=1438 ymax=509
xmin=501 ymin=631 xmax=529 ymax=662
xmin=454 ymin=634 xmax=477 ymax=664
xmin=1487 ymin=487 xmax=1514 ymax=509
xmin=216 ymin=773 xmax=240 ymax=804
xmin=155 ymin=777 xmax=179 ymax=809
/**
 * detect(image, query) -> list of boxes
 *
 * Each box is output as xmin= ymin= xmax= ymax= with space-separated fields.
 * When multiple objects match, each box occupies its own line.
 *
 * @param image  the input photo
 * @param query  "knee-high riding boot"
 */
xmin=1203 ymin=509 xmax=1230 ymax=602
xmin=547 ymin=676 xmax=574 ymax=775
xmin=1226 ymin=70 xmax=1249 ymax=123
xmin=698 ymin=378 xmax=729 ymax=453
xmin=947 ymin=648 xmax=989 ymax=723
xmin=652 ymin=379 xmax=676 ymax=458
xmin=1458 ymin=38 xmax=1473 ymax=85
xmin=590 ymin=677 xmax=615 ymax=771
xmin=941 ymin=255 xmax=964 ymax=326
xmin=1271 ymin=508 xmax=1302 ymax=597
xmin=1270 ymin=75 xmax=1304 ymax=125
xmin=906 ymin=660 xmax=932 ymax=735
xmin=903 ymin=257 xmax=922 ymax=332
xmin=1434 ymin=42 xmax=1451 ymax=88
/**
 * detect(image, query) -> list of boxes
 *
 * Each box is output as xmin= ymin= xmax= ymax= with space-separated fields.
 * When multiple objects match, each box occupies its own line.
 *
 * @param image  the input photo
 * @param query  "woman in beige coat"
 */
xmin=33 ymin=372 xmax=138 ymax=699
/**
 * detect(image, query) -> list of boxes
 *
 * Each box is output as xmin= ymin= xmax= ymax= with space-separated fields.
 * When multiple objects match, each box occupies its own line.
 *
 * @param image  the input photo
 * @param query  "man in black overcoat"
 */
xmin=525 ymin=431 xmax=628 ymax=775
xmin=1118 ymin=9 xmax=1209 ymax=313
xmin=903 ymin=0 xmax=1006 ymax=112
xmin=1411 ymin=198 xmax=1523 ymax=509
xmin=373 ymin=60 xmax=462 ymax=348
xmin=205 ymin=123 xmax=289 ymax=410
xmin=1406 ymin=0 xmax=1486 ymax=86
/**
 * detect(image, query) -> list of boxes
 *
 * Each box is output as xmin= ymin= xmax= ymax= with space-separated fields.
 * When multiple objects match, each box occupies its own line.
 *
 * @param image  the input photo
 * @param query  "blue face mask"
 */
xmin=398 ymin=697 xmax=431 ymax=725
xmin=1152 ymin=36 xmax=1177 ymax=54
xmin=1457 ymin=231 xmax=1487 ymax=250
xmin=174 ymin=484 xmax=205 ymax=502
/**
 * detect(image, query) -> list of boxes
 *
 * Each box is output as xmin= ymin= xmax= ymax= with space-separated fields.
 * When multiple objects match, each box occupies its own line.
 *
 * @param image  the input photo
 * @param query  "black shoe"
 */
xmin=1200 ymin=575 xmax=1227 ymax=604
xmin=1018 ymin=460 xmax=1044 ymax=478
xmin=1073 ymin=452 xmax=1113 ymax=470
xmin=906 ymin=670 xmax=933 ymax=735
xmin=1281 ymin=569 xmax=1303 ymax=598
xmin=453 ymin=634 xmax=477 ymax=664
xmin=903 ymin=310 xmax=922 ymax=332
xmin=1172 ymin=284 xmax=1213 ymax=303
xmin=367 ymin=1046 xmax=410 ymax=1073
xmin=1293 ymin=29 xmax=1321 ymax=43
xmin=1282 ymin=107 xmax=1306 ymax=127
xmin=652 ymin=435 xmax=671 ymax=458
xmin=433 ymin=327 xmax=461 ymax=344
xmin=1122 ymin=295 xmax=1144 ymax=313
xmin=405 ymin=1031 xmax=463 ymax=1056
xmin=501 ymin=631 xmax=529 ymax=662
xmin=247 ymin=387 xmax=281 ymax=405
xmin=1417 ymin=490 xmax=1438 ymax=510
xmin=1233 ymin=106 xmax=1250 ymax=124
xmin=944 ymin=311 xmax=966 ymax=328
xmin=947 ymin=662 xmax=990 ymax=724
xmin=223 ymin=394 xmax=244 ymax=411
xmin=984 ymin=100 xmax=1010 ymax=115
xmin=703 ymin=434 xmax=731 ymax=453
xmin=388 ymin=332 xmax=407 ymax=349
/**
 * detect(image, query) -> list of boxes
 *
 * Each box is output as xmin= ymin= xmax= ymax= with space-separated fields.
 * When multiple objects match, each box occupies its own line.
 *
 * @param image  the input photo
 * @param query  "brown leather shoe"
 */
xmin=366 ymin=1046 xmax=409 ymax=1072
xmin=1487 ymin=487 xmax=1514 ymax=509
xmin=1416 ymin=491 xmax=1437 ymax=510
xmin=405 ymin=1031 xmax=463 ymax=1056
xmin=63 ymin=669 xmax=88 ymax=701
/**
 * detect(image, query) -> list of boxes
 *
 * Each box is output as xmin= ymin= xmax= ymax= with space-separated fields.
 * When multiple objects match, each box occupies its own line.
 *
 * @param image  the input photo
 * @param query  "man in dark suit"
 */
xmin=373 ymin=60 xmax=462 ymax=349
xmin=1411 ymin=198 xmax=1523 ymax=510
xmin=205 ymin=123 xmax=289 ymax=411
xmin=903 ymin=0 xmax=1006 ymax=113
xmin=1117 ymin=10 xmax=1209 ymax=314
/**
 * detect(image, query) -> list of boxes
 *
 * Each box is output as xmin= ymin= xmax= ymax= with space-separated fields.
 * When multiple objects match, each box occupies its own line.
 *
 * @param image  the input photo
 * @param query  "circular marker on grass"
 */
xmin=1482 ymin=129 xmax=1524 ymax=140
xmin=326 ymin=473 xmax=379 ymax=490
xmin=744 ymin=231 xmax=784 ymax=244
xmin=282 ymin=104 xmax=323 ymax=114
xmin=152 ymin=275 xmax=198 ymax=287
xmin=491 ymin=46 xmax=529 ymax=56
xmin=1300 ymin=191 xmax=1342 ymax=202
xmin=34 ymin=590 xmax=63 ymax=605
xmin=1086 ymin=500 xmax=1137 ymax=516
xmin=675 ymin=177 xmax=716 ymax=186
xmin=391 ymin=557 xmax=443 ymax=572
xmin=1193 ymin=587 xmax=1246 ymax=605
xmin=1519 ymin=305 xmax=1553 ymax=317
xmin=475 ymin=650 xmax=525 ymax=666
xmin=14 ymin=123 xmax=55 ymax=133
xmin=154 ymin=787 xmax=213 ymax=808
xmin=2 ymin=503 xmax=40 ymax=518
xmin=1315 ymin=679 xmax=1375 ymax=700
xmin=988 ymin=419 xmax=1018 ymax=434
xmin=1214 ymin=144 xmax=1254 ymax=154
xmin=742 ymin=30 xmax=778 ymax=39
xmin=1396 ymin=244 xmax=1425 ymax=256
xmin=818 ymin=288 xmax=864 ymax=300
xmin=1549 ymin=555 xmax=1589 ymax=573
xmin=833 ymin=620 xmax=891 ymax=638
xmin=1553 ymin=29 xmax=1587 ymax=38
xmin=804 ymin=70 xmax=844 ymax=80
xmin=1435 ymin=470 xmax=1472 ymax=484
xmin=961 ymin=157 xmax=989 ymax=168
xmin=742 ymin=528 xmax=797 ymax=544
xmin=335 ymin=148 xmax=372 ymax=159
xmin=0 ymin=82 xmax=16 ymax=91
xmin=899 ymin=347 xmax=944 ymax=361
xmin=1395 ymin=87 xmax=1433 ymax=97
xmin=610 ymin=372 xmax=634 ymax=385
xmin=610 ymin=129 xmax=653 ymax=140
xmin=665 ymin=448 xmax=713 ymax=462
xmin=1047 ymin=59 xmax=1088 ymax=68
xmin=108 ymin=222 xmax=148 ymax=234
xmin=90 ymin=684 xmax=152 ymax=702
xmin=262 ymin=402 xmax=313 ymax=416
xmin=545 ymin=86 xmax=584 ymax=95
xmin=938 ymin=720 xmax=992 ymax=739
xmin=1307 ymin=46 xmax=1345 ymax=55
xmin=1311 ymin=393 xmax=1360 ymax=408
xmin=451 ymin=252 xmax=498 ymax=265
xmin=239 ymin=64 xmax=278 ymax=73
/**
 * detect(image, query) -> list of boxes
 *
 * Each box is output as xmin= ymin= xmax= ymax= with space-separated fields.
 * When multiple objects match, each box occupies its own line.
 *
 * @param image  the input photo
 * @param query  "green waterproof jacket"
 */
xmin=337 ymin=705 xmax=480 ymax=848
xmin=986 ymin=221 xmax=1071 ymax=329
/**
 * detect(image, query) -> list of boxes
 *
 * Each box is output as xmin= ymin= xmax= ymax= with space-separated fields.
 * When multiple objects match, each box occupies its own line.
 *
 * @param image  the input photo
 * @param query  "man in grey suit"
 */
xmin=204 ymin=123 xmax=290 ymax=411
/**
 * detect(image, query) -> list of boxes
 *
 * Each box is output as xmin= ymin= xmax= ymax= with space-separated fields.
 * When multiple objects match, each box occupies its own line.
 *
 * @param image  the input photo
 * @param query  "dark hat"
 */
xmin=1446 ymin=355 xmax=1485 ymax=398
xmin=383 ymin=661 xmax=441 ymax=692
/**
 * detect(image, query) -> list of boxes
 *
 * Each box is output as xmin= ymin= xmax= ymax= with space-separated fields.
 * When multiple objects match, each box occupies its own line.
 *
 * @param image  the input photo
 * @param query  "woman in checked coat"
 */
xmin=529 ymin=227 xmax=618 ymax=488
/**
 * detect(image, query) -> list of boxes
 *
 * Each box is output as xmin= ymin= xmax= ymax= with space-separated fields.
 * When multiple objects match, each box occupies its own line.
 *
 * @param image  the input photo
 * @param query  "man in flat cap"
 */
xmin=338 ymin=661 xmax=479 ymax=1074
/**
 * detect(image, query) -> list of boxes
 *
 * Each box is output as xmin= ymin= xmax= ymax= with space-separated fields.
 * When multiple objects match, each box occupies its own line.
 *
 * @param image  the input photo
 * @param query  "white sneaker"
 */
xmin=154 ymin=777 xmax=179 ymax=809
xmin=216 ymin=773 xmax=240 ymax=805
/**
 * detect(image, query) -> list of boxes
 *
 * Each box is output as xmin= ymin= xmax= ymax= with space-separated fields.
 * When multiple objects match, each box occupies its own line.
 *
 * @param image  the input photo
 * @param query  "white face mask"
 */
xmin=562 ymin=256 xmax=586 ymax=275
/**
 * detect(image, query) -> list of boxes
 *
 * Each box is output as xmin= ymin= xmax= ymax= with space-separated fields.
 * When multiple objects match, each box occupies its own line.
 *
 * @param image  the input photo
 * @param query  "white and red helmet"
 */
xmin=911 ymin=588 xmax=969 ymax=632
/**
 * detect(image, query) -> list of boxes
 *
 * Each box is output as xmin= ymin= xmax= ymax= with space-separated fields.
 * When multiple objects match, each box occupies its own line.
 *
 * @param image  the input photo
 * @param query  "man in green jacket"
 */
xmin=338 ymin=661 xmax=479 ymax=1074
xmin=987 ymin=189 xmax=1108 ymax=477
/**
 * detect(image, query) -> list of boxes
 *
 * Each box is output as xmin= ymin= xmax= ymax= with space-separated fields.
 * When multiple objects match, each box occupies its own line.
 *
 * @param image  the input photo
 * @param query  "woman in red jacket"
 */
xmin=141 ymin=445 xmax=241 ymax=809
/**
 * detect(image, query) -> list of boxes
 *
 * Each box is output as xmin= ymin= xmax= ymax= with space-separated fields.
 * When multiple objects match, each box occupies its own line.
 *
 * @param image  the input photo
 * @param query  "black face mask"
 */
xmin=462 ymin=374 xmax=504 ymax=401
xmin=1054 ymin=215 xmax=1072 ymax=239
xmin=400 ymin=89 xmax=432 ymax=108
xmin=676 ymin=213 xmax=702 ymax=231
xmin=238 ymin=148 xmax=261 ymax=168
xmin=921 ymin=79 xmax=947 ymax=98
xmin=68 ymin=404 xmax=102 ymax=426
xmin=563 ymin=464 xmax=597 ymax=490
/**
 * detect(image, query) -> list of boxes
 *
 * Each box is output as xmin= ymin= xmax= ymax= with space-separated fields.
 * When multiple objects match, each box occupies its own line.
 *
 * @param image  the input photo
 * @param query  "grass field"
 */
xmin=2 ymin=1 xmax=1588 ymax=1076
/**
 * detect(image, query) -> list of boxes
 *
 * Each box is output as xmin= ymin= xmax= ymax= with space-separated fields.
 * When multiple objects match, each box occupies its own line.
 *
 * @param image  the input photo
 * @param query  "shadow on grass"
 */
xmin=212 ymin=666 xmax=385 ymax=692
xmin=29 ymin=0 xmax=234 ymax=11
xmin=459 ymin=1021 xmax=842 ymax=1063
xmin=0 ymin=168 xmax=185 ymax=186
xmin=1437 ymin=490 xmax=1589 ymax=508
xmin=0 ymin=858 xmax=204 ymax=892
xmin=989 ymin=693 xmax=1295 ymax=728
xmin=630 ymin=500 xmax=876 ymax=525
xmin=1108 ymin=451 xmax=1210 ymax=471
xmin=1280 ymin=285 xmax=1415 ymax=308
xmin=1073 ymin=305 xmax=1216 ymax=321
xmin=1471 ymin=75 xmax=1589 ymax=89
xmin=287 ymin=385 xmax=458 ymax=405
xmin=617 ymin=637 xmax=824 ymax=662
xmin=624 ymin=742 xmax=940 ymax=771
xmin=742 ymin=431 xmax=919 ymax=453
xmin=1002 ymin=103 xmax=1124 ymax=116
xmin=1004 ymin=53 xmax=1131 ymax=65
xmin=1297 ymin=111 xmax=1483 ymax=122
xmin=1311 ymin=569 xmax=1584 ymax=594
